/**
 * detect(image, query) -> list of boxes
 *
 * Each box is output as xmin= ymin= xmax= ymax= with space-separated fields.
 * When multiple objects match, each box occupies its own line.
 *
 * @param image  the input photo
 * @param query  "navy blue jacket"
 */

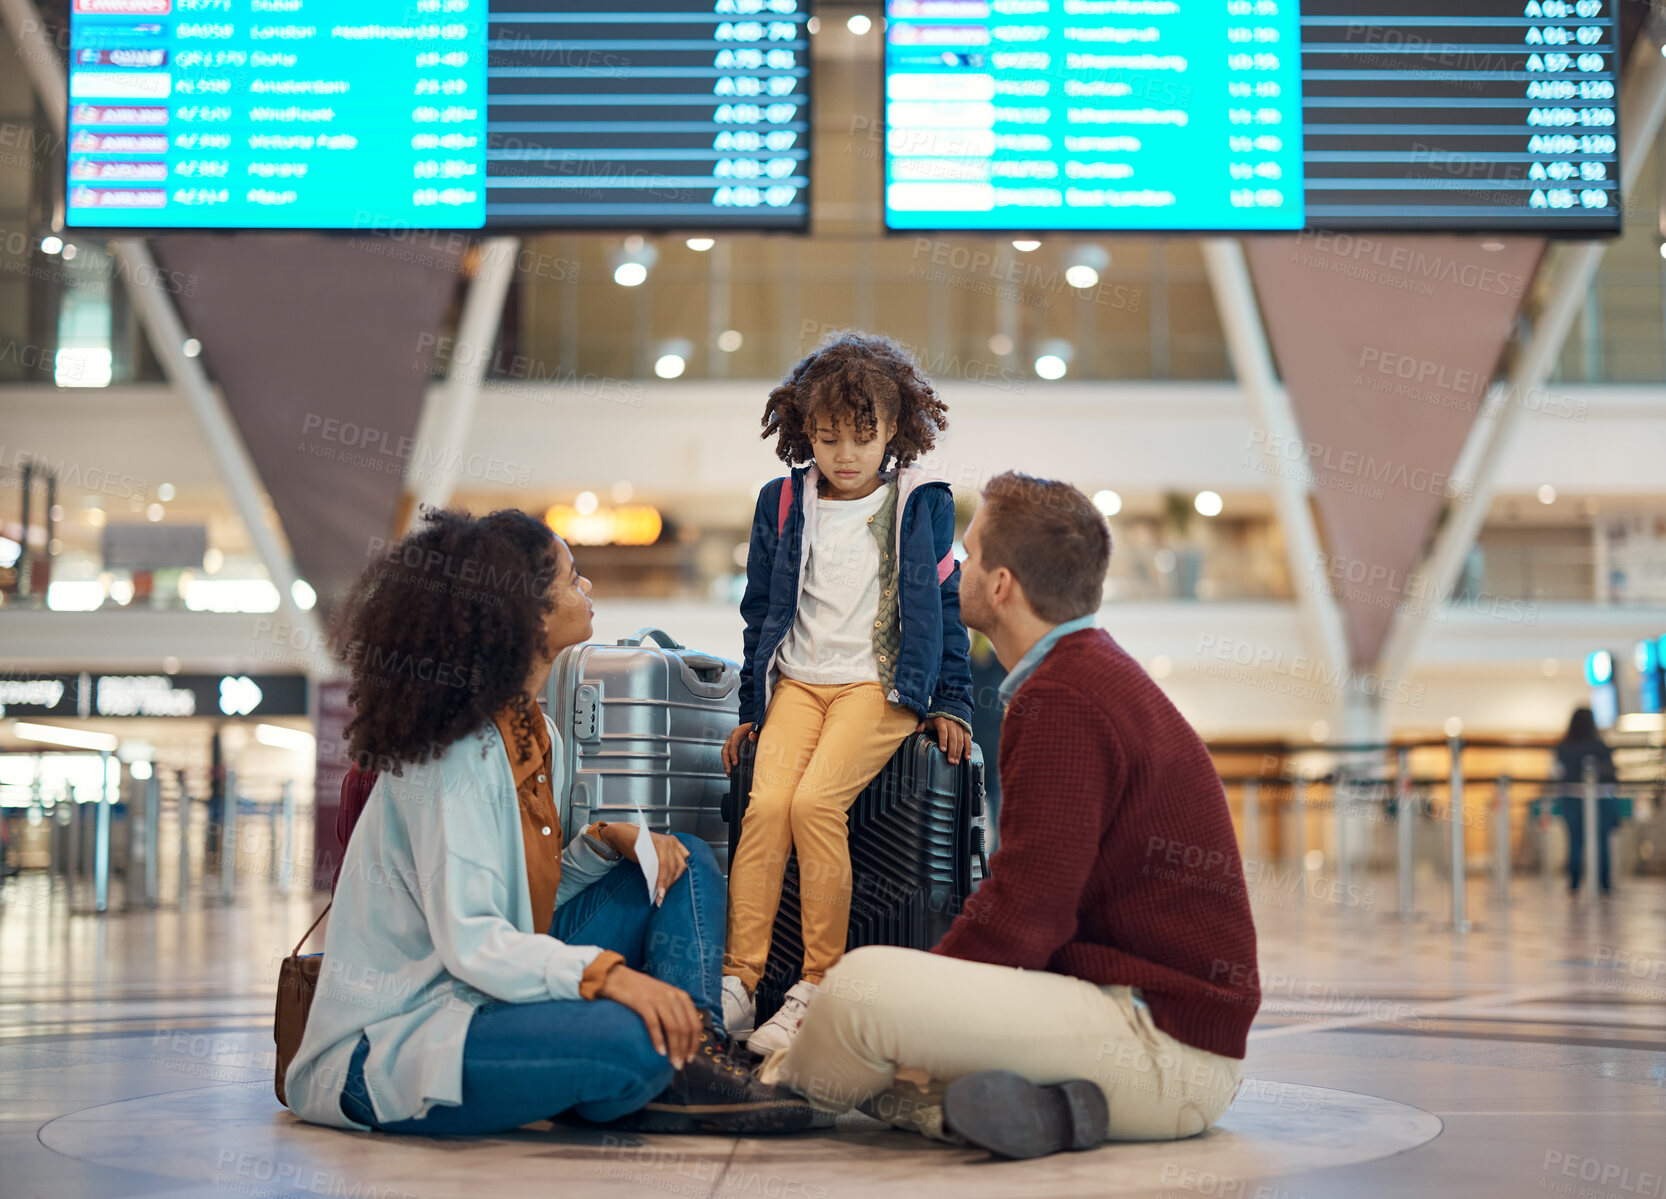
xmin=737 ymin=464 xmax=975 ymax=729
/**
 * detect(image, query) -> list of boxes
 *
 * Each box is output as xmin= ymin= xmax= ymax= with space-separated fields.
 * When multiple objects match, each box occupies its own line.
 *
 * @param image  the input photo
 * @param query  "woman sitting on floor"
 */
xmin=284 ymin=507 xmax=811 ymax=1136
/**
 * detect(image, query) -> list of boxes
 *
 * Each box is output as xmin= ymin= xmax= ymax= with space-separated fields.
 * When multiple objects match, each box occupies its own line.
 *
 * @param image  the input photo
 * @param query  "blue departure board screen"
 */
xmin=63 ymin=0 xmax=810 ymax=231
xmin=883 ymin=0 xmax=1621 ymax=234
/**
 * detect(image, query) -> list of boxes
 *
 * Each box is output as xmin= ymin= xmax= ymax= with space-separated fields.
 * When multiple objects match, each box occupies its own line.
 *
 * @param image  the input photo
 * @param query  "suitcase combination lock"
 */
xmin=573 ymin=684 xmax=600 ymax=742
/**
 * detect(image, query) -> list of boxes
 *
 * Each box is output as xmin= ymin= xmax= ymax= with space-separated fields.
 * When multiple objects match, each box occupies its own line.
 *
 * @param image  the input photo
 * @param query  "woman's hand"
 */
xmin=721 ymin=721 xmax=757 ymax=772
xmin=600 ymin=824 xmax=691 ymax=905
xmin=597 ymin=965 xmax=702 ymax=1068
xmin=918 ymin=716 xmax=971 ymax=765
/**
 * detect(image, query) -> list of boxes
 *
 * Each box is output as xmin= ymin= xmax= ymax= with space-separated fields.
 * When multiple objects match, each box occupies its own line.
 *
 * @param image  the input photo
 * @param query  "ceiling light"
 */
xmin=1065 ymin=243 xmax=1110 ymax=291
xmin=14 ymin=722 xmax=119 ymax=752
xmin=653 ymin=337 xmax=692 ymax=379
xmin=255 ymin=723 xmax=316 ymax=753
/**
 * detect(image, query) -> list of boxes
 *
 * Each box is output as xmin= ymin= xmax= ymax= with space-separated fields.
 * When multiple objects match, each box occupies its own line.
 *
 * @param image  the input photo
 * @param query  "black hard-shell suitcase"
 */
xmin=722 ymin=732 xmax=990 ymax=1023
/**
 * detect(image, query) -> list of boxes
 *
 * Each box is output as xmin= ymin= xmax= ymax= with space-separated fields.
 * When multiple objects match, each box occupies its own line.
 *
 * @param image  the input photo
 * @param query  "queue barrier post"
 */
xmin=1539 ymin=783 xmax=1555 ymax=883
xmin=142 ymin=774 xmax=160 ymax=907
xmin=1581 ymin=756 xmax=1600 ymax=902
xmin=279 ymin=780 xmax=295 ymax=894
xmin=1448 ymin=735 xmax=1470 ymax=933
xmin=1290 ymin=776 xmax=1307 ymax=869
xmin=177 ymin=789 xmax=192 ymax=903
xmin=1335 ymin=771 xmax=1351 ymax=902
xmin=1493 ymin=775 xmax=1511 ymax=903
xmin=220 ymin=769 xmax=238 ymax=905
xmin=94 ymin=752 xmax=112 ymax=914
xmin=1396 ymin=746 xmax=1415 ymax=920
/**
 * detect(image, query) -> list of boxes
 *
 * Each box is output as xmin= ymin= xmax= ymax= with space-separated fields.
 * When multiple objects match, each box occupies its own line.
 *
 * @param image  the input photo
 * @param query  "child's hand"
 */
xmin=721 ymin=722 xmax=757 ymax=772
xmin=918 ymin=716 xmax=970 ymax=765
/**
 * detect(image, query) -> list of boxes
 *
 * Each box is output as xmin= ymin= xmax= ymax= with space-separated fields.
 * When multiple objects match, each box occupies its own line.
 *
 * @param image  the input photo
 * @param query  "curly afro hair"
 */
xmin=332 ymin=507 xmax=558 ymax=773
xmin=761 ymin=331 xmax=949 ymax=469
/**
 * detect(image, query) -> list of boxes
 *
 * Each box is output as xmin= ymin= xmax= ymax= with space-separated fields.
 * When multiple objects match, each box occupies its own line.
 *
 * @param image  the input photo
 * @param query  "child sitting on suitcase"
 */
xmin=720 ymin=331 xmax=976 ymax=1054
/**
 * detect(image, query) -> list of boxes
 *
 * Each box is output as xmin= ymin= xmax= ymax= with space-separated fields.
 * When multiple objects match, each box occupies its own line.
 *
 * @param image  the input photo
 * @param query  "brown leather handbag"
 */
xmin=273 ymin=904 xmax=329 ymax=1107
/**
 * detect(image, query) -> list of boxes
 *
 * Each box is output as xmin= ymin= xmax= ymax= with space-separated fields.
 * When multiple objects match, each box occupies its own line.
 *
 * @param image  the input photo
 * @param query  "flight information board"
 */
xmin=883 ymin=0 xmax=1621 ymax=234
xmin=63 ymin=0 xmax=810 ymax=231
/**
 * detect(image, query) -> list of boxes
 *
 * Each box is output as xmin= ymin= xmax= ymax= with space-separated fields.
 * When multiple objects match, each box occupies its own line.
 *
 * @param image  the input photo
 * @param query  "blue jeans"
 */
xmin=340 ymin=832 xmax=725 ymax=1134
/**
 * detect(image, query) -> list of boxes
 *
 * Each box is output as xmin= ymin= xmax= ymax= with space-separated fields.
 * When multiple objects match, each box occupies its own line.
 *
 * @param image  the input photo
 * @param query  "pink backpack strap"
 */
xmin=937 ymin=549 xmax=955 ymax=584
xmin=776 ymin=476 xmax=793 ymax=536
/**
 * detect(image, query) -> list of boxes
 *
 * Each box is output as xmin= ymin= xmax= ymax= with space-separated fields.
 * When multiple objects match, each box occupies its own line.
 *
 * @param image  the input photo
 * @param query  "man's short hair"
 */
xmin=976 ymin=472 xmax=1112 ymax=623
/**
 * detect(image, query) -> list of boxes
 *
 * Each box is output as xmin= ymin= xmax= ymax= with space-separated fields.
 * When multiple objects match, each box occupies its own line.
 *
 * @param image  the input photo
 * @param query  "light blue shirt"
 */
xmin=284 ymin=714 xmax=621 ymax=1130
xmin=997 ymin=614 xmax=1099 ymax=709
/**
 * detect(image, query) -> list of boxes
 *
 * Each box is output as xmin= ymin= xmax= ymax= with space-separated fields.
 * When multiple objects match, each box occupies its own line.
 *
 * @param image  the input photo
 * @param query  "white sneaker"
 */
xmin=745 ymin=980 xmax=819 ymax=1055
xmin=721 ymin=975 xmax=756 ymax=1038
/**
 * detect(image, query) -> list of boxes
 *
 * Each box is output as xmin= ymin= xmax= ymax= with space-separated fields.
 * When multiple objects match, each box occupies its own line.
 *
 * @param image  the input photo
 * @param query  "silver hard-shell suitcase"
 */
xmin=547 ymin=627 xmax=740 ymax=870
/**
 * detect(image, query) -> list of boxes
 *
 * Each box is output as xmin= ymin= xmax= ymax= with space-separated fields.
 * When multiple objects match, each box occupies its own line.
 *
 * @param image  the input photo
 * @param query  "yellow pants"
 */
xmin=724 ymin=678 xmax=918 ymax=989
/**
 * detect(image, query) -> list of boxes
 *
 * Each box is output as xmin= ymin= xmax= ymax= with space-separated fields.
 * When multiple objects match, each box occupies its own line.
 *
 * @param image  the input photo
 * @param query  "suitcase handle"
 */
xmin=617 ymin=627 xmax=684 ymax=650
xmin=679 ymin=655 xmax=739 ymax=699
xmin=615 ymin=627 xmax=739 ymax=699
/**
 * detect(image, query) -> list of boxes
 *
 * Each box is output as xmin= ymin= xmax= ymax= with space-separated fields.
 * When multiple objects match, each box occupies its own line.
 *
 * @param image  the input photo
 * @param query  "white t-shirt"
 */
xmin=776 ymin=484 xmax=888 ymax=686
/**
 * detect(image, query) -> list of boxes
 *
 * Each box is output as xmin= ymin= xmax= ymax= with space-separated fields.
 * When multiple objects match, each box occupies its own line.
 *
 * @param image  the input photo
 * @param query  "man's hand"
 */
xmin=600 ymin=824 xmax=691 ymax=905
xmin=597 ymin=965 xmax=702 ymax=1068
xmin=918 ymin=716 xmax=971 ymax=765
xmin=721 ymin=721 xmax=757 ymax=772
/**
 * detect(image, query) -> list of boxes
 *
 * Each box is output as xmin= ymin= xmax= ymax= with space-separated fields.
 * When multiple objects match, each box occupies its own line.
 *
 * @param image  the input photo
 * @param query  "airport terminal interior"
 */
xmin=2 ymin=0 xmax=1665 ymax=1196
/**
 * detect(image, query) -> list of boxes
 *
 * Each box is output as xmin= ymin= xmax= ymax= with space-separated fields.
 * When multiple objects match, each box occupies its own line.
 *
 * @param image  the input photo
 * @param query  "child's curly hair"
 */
xmin=761 ymin=331 xmax=949 ymax=468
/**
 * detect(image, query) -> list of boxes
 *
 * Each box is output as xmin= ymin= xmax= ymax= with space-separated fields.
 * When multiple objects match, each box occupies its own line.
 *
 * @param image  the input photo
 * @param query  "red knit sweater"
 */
xmin=932 ymin=628 xmax=1261 ymax=1059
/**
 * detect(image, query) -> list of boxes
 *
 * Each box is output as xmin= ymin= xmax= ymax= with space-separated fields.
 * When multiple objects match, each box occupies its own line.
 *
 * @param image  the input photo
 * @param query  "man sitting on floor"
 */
xmin=755 ymin=471 xmax=1262 ymax=1159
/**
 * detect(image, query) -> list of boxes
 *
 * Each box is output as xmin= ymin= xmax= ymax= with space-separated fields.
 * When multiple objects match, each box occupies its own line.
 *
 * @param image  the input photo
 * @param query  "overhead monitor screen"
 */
xmin=882 ymin=0 xmax=1620 ymax=234
xmin=63 ymin=0 xmax=810 ymax=231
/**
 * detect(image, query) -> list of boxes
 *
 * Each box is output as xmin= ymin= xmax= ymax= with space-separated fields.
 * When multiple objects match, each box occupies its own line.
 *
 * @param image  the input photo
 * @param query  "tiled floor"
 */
xmin=3 ymin=868 xmax=1662 ymax=1198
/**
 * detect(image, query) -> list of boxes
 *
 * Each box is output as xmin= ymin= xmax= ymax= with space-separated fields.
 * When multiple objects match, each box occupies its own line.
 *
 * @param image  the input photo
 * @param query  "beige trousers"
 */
xmin=757 ymin=945 xmax=1244 ymax=1143
xmin=724 ymin=680 xmax=918 ymax=989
